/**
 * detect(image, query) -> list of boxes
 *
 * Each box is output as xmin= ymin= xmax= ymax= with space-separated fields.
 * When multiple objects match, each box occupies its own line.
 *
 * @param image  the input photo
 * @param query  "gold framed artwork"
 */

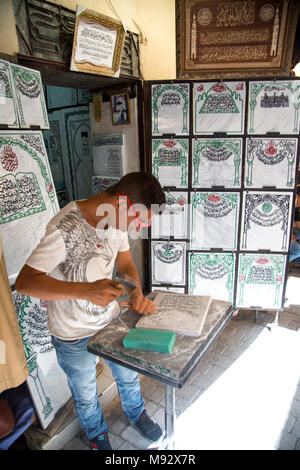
xmin=70 ymin=6 xmax=126 ymax=77
xmin=176 ymin=0 xmax=299 ymax=79
xmin=111 ymin=92 xmax=131 ymax=125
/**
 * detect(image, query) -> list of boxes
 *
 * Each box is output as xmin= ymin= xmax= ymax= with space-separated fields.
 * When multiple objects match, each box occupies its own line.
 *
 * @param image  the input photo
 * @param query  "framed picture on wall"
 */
xmin=70 ymin=6 xmax=125 ymax=77
xmin=176 ymin=0 xmax=299 ymax=79
xmin=111 ymin=92 xmax=131 ymax=125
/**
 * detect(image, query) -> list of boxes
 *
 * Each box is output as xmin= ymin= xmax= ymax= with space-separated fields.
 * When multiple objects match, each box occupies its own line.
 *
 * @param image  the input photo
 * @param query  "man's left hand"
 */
xmin=128 ymin=290 xmax=156 ymax=315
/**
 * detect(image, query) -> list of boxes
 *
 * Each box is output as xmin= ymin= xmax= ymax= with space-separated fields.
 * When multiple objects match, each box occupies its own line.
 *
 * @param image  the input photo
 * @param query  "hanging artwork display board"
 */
xmin=0 ymin=59 xmax=19 ymax=128
xmin=0 ymin=131 xmax=59 ymax=285
xmin=147 ymin=78 xmax=300 ymax=310
xmin=92 ymin=134 xmax=125 ymax=178
xmin=10 ymin=63 xmax=49 ymax=129
xmin=0 ymin=60 xmax=73 ymax=430
xmin=12 ymin=292 xmax=71 ymax=429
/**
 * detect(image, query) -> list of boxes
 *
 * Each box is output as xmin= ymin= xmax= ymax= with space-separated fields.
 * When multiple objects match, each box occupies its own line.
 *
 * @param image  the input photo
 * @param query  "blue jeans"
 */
xmin=291 ymin=229 xmax=300 ymax=263
xmin=290 ymin=240 xmax=300 ymax=262
xmin=52 ymin=336 xmax=144 ymax=440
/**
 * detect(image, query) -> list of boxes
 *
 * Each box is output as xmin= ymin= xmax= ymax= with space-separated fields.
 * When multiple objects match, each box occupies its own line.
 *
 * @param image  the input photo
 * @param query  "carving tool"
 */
xmin=114 ymin=271 xmax=138 ymax=293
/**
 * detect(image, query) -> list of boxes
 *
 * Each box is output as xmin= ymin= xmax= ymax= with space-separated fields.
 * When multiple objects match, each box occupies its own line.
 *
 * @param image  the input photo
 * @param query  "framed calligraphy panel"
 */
xmin=176 ymin=0 xmax=299 ymax=79
xmin=191 ymin=192 xmax=240 ymax=250
xmin=240 ymin=191 xmax=293 ymax=252
xmin=192 ymin=138 xmax=242 ymax=188
xmin=10 ymin=63 xmax=49 ymax=129
xmin=152 ymin=139 xmax=189 ymax=188
xmin=188 ymin=252 xmax=235 ymax=303
xmin=193 ymin=81 xmax=246 ymax=134
xmin=0 ymin=59 xmax=19 ymax=128
xmin=151 ymin=191 xmax=188 ymax=239
xmin=236 ymin=253 xmax=286 ymax=309
xmin=93 ymin=134 xmax=125 ymax=179
xmin=0 ymin=131 xmax=59 ymax=285
xmin=152 ymin=241 xmax=186 ymax=286
xmin=151 ymin=83 xmax=190 ymax=136
xmin=12 ymin=292 xmax=71 ymax=429
xmin=70 ymin=6 xmax=126 ymax=77
xmin=248 ymin=80 xmax=300 ymax=134
xmin=245 ymin=138 xmax=298 ymax=189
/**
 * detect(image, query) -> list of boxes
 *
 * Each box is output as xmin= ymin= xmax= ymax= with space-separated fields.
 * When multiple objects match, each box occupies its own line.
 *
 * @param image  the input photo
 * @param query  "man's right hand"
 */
xmin=15 ymin=265 xmax=124 ymax=306
xmin=83 ymin=279 xmax=124 ymax=307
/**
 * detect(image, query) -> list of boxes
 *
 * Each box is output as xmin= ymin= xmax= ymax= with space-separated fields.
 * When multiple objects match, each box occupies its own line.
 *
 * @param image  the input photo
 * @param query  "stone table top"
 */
xmin=88 ymin=293 xmax=232 ymax=388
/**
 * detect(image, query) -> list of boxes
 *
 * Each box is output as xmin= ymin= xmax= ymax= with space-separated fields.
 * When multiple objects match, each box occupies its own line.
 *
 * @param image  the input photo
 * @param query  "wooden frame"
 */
xmin=110 ymin=91 xmax=131 ymax=125
xmin=176 ymin=0 xmax=300 ymax=79
xmin=70 ymin=6 xmax=125 ymax=77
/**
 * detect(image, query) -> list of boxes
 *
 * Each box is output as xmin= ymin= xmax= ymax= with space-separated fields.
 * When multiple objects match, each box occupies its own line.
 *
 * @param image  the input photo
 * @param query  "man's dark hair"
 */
xmin=107 ymin=172 xmax=166 ymax=210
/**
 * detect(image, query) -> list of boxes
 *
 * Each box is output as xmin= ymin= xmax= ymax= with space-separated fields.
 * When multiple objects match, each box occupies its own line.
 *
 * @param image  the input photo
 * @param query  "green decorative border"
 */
xmin=10 ymin=64 xmax=49 ymax=128
xmin=14 ymin=293 xmax=53 ymax=420
xmin=248 ymin=81 xmax=300 ymax=134
xmin=194 ymin=83 xmax=245 ymax=135
xmin=192 ymin=138 xmax=242 ymax=187
xmin=237 ymin=254 xmax=286 ymax=308
xmin=0 ymin=133 xmax=59 ymax=218
xmin=152 ymin=139 xmax=189 ymax=188
xmin=152 ymin=84 xmax=189 ymax=135
xmin=188 ymin=252 xmax=235 ymax=303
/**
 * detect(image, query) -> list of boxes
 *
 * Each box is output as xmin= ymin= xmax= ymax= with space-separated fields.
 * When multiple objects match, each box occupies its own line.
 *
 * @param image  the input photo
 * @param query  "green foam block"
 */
xmin=123 ymin=328 xmax=176 ymax=354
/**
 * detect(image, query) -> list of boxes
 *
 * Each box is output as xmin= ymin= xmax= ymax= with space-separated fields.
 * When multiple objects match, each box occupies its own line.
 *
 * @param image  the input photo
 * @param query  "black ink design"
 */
xmin=56 ymin=205 xmax=114 ymax=315
xmin=16 ymin=73 xmax=40 ymax=98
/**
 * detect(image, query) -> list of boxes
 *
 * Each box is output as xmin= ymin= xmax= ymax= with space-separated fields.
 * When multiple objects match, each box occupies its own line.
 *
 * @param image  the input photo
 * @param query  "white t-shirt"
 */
xmin=26 ymin=201 xmax=130 ymax=340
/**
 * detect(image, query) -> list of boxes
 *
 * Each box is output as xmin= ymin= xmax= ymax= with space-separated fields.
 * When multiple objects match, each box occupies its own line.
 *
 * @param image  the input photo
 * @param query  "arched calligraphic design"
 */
xmin=152 ymin=241 xmax=186 ymax=285
xmin=152 ymin=84 xmax=189 ymax=135
xmin=241 ymin=193 xmax=291 ymax=250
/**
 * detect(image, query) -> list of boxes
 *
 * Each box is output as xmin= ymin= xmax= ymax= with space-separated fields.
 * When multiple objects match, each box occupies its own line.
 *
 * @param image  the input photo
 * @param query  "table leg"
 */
xmin=165 ymin=384 xmax=175 ymax=450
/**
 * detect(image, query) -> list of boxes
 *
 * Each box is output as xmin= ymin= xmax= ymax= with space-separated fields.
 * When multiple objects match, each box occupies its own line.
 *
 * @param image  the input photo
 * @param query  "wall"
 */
xmin=89 ymin=97 xmax=145 ymax=286
xmin=0 ymin=0 xmax=18 ymax=56
xmin=52 ymin=0 xmax=176 ymax=80
xmin=0 ymin=0 xmax=176 ymax=80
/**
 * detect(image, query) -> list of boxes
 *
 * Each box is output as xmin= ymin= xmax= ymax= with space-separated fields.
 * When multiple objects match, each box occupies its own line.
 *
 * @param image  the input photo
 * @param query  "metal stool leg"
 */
xmin=165 ymin=384 xmax=175 ymax=450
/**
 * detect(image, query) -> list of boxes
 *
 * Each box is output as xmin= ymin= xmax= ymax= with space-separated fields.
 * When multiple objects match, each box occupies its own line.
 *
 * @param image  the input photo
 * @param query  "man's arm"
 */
xmin=115 ymin=250 xmax=156 ymax=315
xmin=15 ymin=264 xmax=123 ymax=307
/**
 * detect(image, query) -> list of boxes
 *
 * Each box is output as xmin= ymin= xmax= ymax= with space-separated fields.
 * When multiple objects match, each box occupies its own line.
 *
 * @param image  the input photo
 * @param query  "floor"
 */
xmin=60 ymin=268 xmax=300 ymax=451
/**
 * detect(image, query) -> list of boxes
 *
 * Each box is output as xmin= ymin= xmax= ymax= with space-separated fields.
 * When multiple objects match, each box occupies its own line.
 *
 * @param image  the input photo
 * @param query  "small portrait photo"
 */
xmin=111 ymin=92 xmax=130 ymax=125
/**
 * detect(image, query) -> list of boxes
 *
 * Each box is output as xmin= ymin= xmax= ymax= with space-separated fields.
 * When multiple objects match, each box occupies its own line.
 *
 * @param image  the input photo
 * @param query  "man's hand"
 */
xmin=84 ymin=279 xmax=124 ymax=307
xmin=128 ymin=289 xmax=156 ymax=315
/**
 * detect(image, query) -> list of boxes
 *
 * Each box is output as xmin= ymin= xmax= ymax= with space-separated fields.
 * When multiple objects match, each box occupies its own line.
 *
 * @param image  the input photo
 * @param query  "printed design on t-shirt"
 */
xmin=56 ymin=208 xmax=113 ymax=315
